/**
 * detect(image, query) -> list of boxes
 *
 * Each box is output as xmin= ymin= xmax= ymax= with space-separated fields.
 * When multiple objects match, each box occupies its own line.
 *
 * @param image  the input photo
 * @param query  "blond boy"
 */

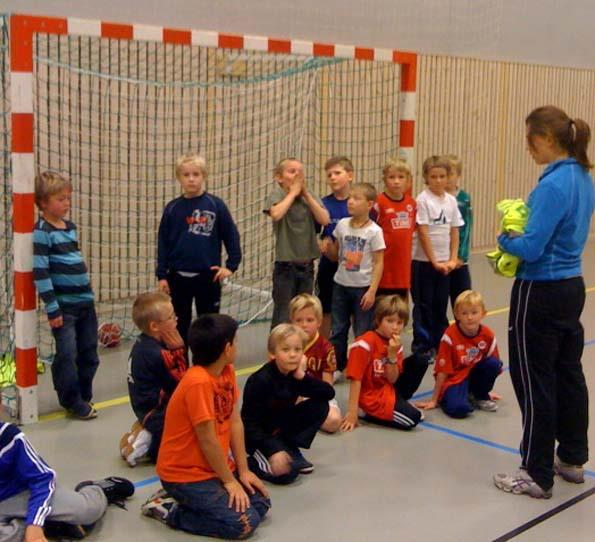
xmin=264 ymin=157 xmax=330 ymax=328
xmin=416 ymin=290 xmax=502 ymax=418
xmin=123 ymin=292 xmax=187 ymax=465
xmin=289 ymin=294 xmax=342 ymax=433
xmin=33 ymin=171 xmax=99 ymax=419
xmin=375 ymin=158 xmax=417 ymax=300
xmin=157 ymin=153 xmax=241 ymax=345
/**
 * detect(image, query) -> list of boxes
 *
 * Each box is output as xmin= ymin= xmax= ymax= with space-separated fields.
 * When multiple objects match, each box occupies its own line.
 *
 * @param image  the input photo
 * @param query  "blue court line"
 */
xmin=131 ymin=337 xmax=595 ymax=490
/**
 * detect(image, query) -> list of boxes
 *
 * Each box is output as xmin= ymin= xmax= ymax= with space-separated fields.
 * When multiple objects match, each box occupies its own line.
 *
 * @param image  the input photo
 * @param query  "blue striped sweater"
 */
xmin=0 ymin=422 xmax=56 ymax=527
xmin=33 ymin=219 xmax=94 ymax=320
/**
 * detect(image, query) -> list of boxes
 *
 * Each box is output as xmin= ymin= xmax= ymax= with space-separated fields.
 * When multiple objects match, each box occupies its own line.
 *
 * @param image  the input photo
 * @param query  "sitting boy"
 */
xmin=289 ymin=294 xmax=341 ymax=433
xmin=241 ymin=324 xmax=335 ymax=484
xmin=0 ymin=420 xmax=133 ymax=542
xmin=341 ymin=295 xmax=427 ymax=432
xmin=122 ymin=292 xmax=187 ymax=466
xmin=416 ymin=290 xmax=503 ymax=418
xmin=142 ymin=314 xmax=270 ymax=540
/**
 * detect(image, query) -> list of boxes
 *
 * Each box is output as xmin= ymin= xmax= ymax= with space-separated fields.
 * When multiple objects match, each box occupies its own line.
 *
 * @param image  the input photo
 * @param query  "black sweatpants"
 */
xmin=508 ymin=277 xmax=589 ymax=491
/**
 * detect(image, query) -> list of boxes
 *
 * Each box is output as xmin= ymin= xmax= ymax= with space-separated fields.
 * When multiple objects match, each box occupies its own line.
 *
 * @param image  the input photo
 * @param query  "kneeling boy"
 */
xmin=342 ymin=295 xmax=427 ymax=431
xmin=142 ymin=314 xmax=270 ymax=540
xmin=416 ymin=290 xmax=503 ymax=418
xmin=122 ymin=292 xmax=187 ymax=466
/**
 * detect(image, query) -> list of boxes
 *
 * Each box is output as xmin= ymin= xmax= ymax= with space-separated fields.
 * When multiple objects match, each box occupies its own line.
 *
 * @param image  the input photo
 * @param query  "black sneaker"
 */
xmin=75 ymin=476 xmax=135 ymax=508
xmin=69 ymin=402 xmax=98 ymax=420
xmin=44 ymin=521 xmax=88 ymax=539
xmin=290 ymin=448 xmax=314 ymax=474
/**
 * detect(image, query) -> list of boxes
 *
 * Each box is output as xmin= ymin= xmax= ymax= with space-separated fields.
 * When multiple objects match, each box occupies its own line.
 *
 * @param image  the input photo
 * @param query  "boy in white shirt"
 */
xmin=323 ymin=183 xmax=385 ymax=374
xmin=411 ymin=156 xmax=464 ymax=361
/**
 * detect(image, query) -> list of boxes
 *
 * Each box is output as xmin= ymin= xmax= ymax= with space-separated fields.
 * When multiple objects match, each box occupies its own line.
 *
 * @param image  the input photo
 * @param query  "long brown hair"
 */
xmin=526 ymin=106 xmax=592 ymax=170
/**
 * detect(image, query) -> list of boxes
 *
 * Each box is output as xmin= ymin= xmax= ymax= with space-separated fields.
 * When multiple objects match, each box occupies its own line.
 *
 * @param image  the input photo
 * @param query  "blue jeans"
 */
xmin=330 ymin=283 xmax=375 ymax=371
xmin=162 ymin=477 xmax=271 ymax=539
xmin=50 ymin=304 xmax=100 ymax=413
xmin=440 ymin=356 xmax=503 ymax=418
xmin=271 ymin=261 xmax=314 ymax=328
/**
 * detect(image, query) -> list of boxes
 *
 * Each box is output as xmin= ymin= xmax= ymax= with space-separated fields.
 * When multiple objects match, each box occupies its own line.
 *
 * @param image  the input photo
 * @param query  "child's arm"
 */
xmin=230 ymin=408 xmax=269 ymax=499
xmin=156 ymin=208 xmax=171 ymax=294
xmin=418 ymin=225 xmax=448 ymax=274
xmin=25 ymin=525 xmax=47 ymax=542
xmin=416 ymin=372 xmax=448 ymax=410
xmin=195 ymin=419 xmax=252 ymax=512
xmin=383 ymin=334 xmax=402 ymax=384
xmin=445 ymin=226 xmax=460 ymax=273
xmin=302 ymin=184 xmax=330 ymax=226
xmin=32 ymin=228 xmax=63 ymax=328
xmin=321 ymin=238 xmax=339 ymax=261
xmin=267 ymin=180 xmax=303 ymax=222
xmin=211 ymin=200 xmax=242 ymax=282
xmin=360 ymin=249 xmax=384 ymax=310
xmin=341 ymin=379 xmax=362 ymax=432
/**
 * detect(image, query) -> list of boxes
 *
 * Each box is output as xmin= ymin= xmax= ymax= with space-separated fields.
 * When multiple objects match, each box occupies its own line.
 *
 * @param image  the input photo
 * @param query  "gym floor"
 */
xmin=15 ymin=240 xmax=595 ymax=541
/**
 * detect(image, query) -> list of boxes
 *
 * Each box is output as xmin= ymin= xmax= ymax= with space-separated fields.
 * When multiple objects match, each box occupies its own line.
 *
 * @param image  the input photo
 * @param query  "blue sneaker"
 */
xmin=290 ymin=448 xmax=314 ymax=474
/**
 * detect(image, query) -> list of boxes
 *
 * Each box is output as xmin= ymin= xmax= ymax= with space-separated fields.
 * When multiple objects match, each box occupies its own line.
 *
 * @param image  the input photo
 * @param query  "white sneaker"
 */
xmin=493 ymin=470 xmax=552 ymax=499
xmin=476 ymin=399 xmax=498 ymax=412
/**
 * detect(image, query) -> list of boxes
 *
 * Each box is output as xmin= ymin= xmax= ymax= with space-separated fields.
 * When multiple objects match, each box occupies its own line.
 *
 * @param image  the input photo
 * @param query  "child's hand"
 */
xmin=340 ymin=411 xmax=359 ymax=432
xmin=49 ymin=316 xmax=63 ymax=329
xmin=239 ymin=470 xmax=270 ymax=498
xmin=445 ymin=260 xmax=458 ymax=273
xmin=432 ymin=262 xmax=448 ymax=275
xmin=387 ymin=334 xmax=401 ymax=360
xmin=161 ymin=328 xmax=184 ymax=350
xmin=158 ymin=279 xmax=170 ymax=295
xmin=223 ymin=479 xmax=251 ymax=513
xmin=24 ymin=525 xmax=47 ymax=542
xmin=415 ymin=400 xmax=437 ymax=410
xmin=318 ymin=237 xmax=331 ymax=255
xmin=360 ymin=289 xmax=376 ymax=311
xmin=455 ymin=258 xmax=465 ymax=269
xmin=289 ymin=175 xmax=304 ymax=196
xmin=211 ymin=266 xmax=233 ymax=282
xmin=489 ymin=391 xmax=502 ymax=401
xmin=269 ymin=451 xmax=292 ymax=476
xmin=293 ymin=355 xmax=307 ymax=380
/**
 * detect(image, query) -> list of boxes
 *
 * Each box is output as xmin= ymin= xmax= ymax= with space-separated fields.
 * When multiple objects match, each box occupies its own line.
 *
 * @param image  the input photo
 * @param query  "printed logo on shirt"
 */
xmin=390 ymin=211 xmax=412 ymax=230
xmin=214 ymin=381 xmax=235 ymax=423
xmin=406 ymin=204 xmax=413 ymax=212
xmin=461 ymin=347 xmax=481 ymax=366
xmin=431 ymin=210 xmax=447 ymax=225
xmin=373 ymin=357 xmax=386 ymax=376
xmin=343 ymin=235 xmax=366 ymax=272
xmin=186 ymin=210 xmax=216 ymax=236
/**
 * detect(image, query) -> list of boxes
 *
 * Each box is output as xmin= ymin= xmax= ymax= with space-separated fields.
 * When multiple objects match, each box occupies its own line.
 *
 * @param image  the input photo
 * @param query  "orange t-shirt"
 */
xmin=374 ymin=192 xmax=416 ymax=289
xmin=435 ymin=323 xmax=500 ymax=400
xmin=346 ymin=331 xmax=404 ymax=421
xmin=156 ymin=364 xmax=238 ymax=483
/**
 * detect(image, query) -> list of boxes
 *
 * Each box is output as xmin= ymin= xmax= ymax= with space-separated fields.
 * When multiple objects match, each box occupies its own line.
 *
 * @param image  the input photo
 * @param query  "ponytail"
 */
xmin=526 ymin=106 xmax=592 ymax=170
xmin=571 ymin=118 xmax=593 ymax=170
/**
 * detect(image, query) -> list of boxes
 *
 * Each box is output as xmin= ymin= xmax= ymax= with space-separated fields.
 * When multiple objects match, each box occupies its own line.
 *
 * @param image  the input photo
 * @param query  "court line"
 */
xmin=491 ymin=486 xmax=595 ymax=542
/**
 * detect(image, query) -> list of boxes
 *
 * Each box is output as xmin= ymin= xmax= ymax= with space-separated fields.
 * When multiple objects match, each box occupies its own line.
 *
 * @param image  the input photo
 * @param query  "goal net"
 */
xmin=28 ymin=33 xmax=401 ymax=359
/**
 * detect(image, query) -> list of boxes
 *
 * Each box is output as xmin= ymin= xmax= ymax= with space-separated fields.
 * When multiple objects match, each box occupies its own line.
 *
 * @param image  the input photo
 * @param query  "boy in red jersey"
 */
xmin=416 ymin=290 xmax=503 ymax=418
xmin=289 ymin=293 xmax=341 ymax=433
xmin=142 ymin=314 xmax=270 ymax=539
xmin=375 ymin=158 xmax=417 ymax=301
xmin=341 ymin=295 xmax=427 ymax=432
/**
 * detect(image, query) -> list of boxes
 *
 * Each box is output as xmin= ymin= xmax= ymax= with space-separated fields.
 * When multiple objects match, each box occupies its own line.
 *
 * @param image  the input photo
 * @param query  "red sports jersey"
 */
xmin=304 ymin=333 xmax=336 ymax=381
xmin=435 ymin=323 xmax=500 ymax=400
xmin=374 ymin=192 xmax=416 ymax=289
xmin=346 ymin=330 xmax=404 ymax=421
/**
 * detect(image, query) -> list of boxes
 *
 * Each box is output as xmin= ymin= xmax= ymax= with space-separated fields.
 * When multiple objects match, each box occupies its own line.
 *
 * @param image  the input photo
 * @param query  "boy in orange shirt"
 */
xmin=142 ymin=314 xmax=270 ymax=539
xmin=375 ymin=157 xmax=417 ymax=301
xmin=341 ymin=295 xmax=427 ymax=432
xmin=416 ymin=290 xmax=502 ymax=418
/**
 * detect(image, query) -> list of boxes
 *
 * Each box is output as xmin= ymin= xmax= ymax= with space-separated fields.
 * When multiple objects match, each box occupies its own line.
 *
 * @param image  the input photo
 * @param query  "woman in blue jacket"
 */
xmin=493 ymin=106 xmax=594 ymax=499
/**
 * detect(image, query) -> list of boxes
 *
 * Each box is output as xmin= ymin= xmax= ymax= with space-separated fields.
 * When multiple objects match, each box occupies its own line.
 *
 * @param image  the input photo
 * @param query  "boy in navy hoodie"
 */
xmin=157 ymin=153 xmax=241 ymax=345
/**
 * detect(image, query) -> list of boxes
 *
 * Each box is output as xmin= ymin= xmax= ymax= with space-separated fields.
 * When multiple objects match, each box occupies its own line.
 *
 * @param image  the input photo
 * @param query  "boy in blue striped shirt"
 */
xmin=33 ymin=172 xmax=99 ymax=420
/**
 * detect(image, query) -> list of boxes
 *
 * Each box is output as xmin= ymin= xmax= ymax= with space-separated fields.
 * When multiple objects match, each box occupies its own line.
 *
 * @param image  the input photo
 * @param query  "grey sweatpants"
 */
xmin=0 ymin=485 xmax=107 ymax=542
